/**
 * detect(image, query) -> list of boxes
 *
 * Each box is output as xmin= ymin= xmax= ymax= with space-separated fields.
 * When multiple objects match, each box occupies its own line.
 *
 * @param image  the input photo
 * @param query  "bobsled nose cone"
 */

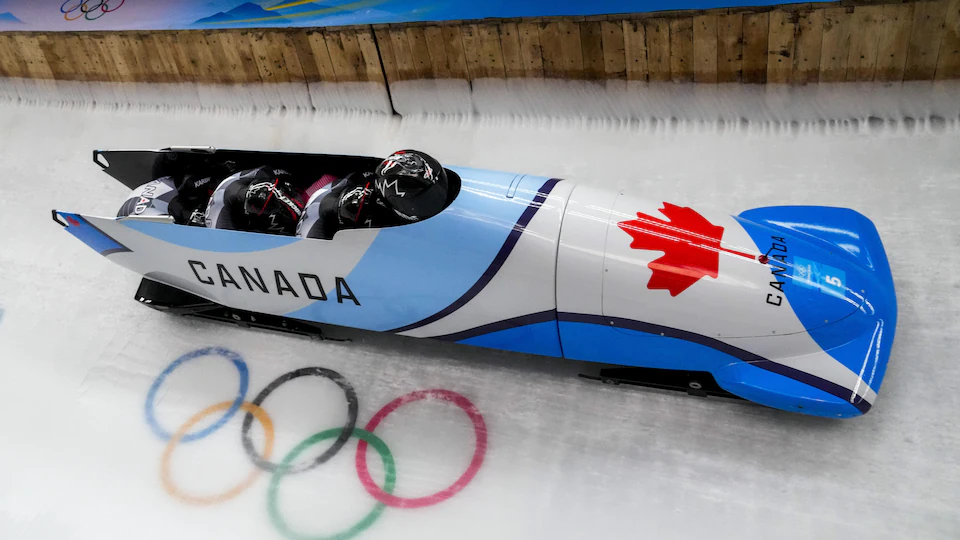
xmin=733 ymin=206 xmax=898 ymax=415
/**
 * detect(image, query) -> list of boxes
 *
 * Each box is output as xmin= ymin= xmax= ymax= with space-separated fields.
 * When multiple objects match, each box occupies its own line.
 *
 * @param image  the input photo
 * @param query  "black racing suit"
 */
xmin=302 ymin=172 xmax=406 ymax=240
xmin=168 ymin=167 xmax=231 ymax=226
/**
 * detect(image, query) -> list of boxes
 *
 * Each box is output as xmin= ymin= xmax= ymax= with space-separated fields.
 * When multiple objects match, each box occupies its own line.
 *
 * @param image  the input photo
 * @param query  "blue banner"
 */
xmin=0 ymin=1 xmax=800 ymax=31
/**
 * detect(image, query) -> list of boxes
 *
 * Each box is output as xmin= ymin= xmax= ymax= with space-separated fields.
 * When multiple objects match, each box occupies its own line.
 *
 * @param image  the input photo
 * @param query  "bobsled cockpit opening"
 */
xmin=299 ymin=166 xmax=461 ymax=241
xmin=109 ymin=148 xmax=462 ymax=240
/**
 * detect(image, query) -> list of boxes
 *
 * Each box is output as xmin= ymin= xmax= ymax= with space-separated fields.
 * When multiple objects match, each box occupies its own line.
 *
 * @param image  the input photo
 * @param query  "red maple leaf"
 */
xmin=66 ymin=216 xmax=80 ymax=227
xmin=617 ymin=203 xmax=755 ymax=296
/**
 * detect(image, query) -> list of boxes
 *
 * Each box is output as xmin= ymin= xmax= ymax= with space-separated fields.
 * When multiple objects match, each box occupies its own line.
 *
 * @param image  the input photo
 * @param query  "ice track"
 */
xmin=1 ymin=97 xmax=959 ymax=540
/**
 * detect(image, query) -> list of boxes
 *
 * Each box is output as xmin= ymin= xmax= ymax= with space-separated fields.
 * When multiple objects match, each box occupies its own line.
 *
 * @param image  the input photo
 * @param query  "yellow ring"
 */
xmin=161 ymin=401 xmax=275 ymax=505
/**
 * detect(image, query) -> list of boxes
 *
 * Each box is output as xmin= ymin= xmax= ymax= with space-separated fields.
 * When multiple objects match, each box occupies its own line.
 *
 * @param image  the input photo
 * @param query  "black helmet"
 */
xmin=242 ymin=170 xmax=306 ymax=235
xmin=337 ymin=178 xmax=378 ymax=228
xmin=374 ymin=150 xmax=448 ymax=222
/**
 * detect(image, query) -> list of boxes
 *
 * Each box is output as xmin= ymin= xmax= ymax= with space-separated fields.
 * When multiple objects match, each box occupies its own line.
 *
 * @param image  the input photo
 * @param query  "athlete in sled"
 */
xmin=54 ymin=146 xmax=898 ymax=419
xmin=117 ymin=149 xmax=448 ymax=238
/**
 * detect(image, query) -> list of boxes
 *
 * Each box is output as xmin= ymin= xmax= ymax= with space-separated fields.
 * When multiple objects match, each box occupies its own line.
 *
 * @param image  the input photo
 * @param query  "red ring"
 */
xmin=102 ymin=0 xmax=125 ymax=13
xmin=355 ymin=389 xmax=487 ymax=508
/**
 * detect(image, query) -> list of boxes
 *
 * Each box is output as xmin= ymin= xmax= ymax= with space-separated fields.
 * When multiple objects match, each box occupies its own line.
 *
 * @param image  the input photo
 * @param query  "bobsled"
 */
xmin=53 ymin=147 xmax=897 ymax=418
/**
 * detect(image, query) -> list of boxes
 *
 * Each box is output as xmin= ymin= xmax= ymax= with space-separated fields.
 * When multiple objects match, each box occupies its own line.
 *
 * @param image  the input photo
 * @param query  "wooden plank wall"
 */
xmin=375 ymin=0 xmax=960 ymax=84
xmin=0 ymin=27 xmax=386 ymax=86
xmin=1 ymin=0 xmax=958 ymax=88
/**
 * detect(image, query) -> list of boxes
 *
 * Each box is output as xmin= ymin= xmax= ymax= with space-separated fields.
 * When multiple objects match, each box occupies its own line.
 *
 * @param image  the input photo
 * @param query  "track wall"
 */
xmin=1 ymin=1 xmax=958 ymax=88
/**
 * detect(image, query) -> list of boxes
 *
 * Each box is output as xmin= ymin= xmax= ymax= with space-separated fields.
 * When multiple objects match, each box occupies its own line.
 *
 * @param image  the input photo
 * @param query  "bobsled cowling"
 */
xmin=54 ymin=148 xmax=897 ymax=419
xmin=556 ymin=187 xmax=896 ymax=418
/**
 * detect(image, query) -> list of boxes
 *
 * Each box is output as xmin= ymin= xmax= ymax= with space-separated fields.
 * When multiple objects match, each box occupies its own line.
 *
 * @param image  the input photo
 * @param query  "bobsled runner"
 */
xmin=53 ymin=146 xmax=897 ymax=418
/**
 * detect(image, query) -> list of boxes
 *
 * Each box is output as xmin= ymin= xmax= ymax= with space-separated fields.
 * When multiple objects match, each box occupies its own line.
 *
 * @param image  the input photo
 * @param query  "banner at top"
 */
xmin=0 ymin=1 xmax=800 ymax=31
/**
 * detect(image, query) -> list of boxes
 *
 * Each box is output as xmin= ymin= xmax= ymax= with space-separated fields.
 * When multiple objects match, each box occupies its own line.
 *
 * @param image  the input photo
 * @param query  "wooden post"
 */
xmin=717 ymin=12 xmax=743 ymax=83
xmin=742 ymin=12 xmax=770 ymax=83
xmin=694 ymin=14 xmax=719 ymax=83
xmin=792 ymin=9 xmax=824 ymax=85
xmin=767 ymin=10 xmax=797 ymax=84
xmin=905 ymin=0 xmax=949 ymax=80
xmin=645 ymin=18 xmax=671 ymax=82
xmin=936 ymin=0 xmax=960 ymax=79
xmin=670 ymin=17 xmax=695 ymax=82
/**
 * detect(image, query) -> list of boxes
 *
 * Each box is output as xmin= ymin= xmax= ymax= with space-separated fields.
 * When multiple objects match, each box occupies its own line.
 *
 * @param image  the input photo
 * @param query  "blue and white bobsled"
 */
xmin=54 ymin=147 xmax=897 ymax=418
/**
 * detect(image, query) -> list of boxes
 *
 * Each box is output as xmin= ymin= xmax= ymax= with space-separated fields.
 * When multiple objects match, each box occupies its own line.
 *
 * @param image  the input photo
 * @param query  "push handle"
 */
xmin=93 ymin=150 xmax=109 ymax=169
xmin=51 ymin=209 xmax=68 ymax=227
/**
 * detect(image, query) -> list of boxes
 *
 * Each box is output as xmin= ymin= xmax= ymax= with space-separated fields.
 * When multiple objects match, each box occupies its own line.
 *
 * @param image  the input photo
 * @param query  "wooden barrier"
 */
xmin=0 ymin=0 xmax=958 ymax=90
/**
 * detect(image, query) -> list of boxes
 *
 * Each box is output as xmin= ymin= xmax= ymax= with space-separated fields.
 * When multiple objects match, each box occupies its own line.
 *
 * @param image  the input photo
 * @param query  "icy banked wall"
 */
xmin=389 ymin=78 xmax=960 ymax=130
xmin=2 ymin=76 xmax=959 ymax=134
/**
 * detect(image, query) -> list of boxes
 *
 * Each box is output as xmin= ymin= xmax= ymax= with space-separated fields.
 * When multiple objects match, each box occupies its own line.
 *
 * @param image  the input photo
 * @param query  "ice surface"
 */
xmin=0 ymin=95 xmax=959 ymax=540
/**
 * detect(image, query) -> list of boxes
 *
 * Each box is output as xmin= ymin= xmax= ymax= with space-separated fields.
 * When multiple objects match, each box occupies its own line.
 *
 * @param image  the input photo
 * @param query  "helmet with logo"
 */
xmin=336 ymin=172 xmax=380 ymax=228
xmin=242 ymin=169 xmax=306 ymax=235
xmin=374 ymin=150 xmax=448 ymax=222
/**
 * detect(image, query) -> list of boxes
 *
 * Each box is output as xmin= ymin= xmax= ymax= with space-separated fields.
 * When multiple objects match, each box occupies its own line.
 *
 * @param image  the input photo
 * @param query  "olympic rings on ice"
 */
xmin=162 ymin=401 xmax=275 ymax=505
xmin=60 ymin=0 xmax=125 ymax=22
xmin=356 ymin=389 xmax=488 ymax=508
xmin=145 ymin=346 xmax=250 ymax=443
xmin=241 ymin=367 xmax=358 ymax=474
xmin=269 ymin=428 xmax=396 ymax=540
xmin=145 ymin=348 xmax=488 ymax=539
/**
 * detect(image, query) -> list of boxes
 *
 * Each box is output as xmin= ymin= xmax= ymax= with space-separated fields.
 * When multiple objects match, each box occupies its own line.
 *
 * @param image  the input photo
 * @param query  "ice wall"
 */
xmin=2 ymin=77 xmax=959 ymax=133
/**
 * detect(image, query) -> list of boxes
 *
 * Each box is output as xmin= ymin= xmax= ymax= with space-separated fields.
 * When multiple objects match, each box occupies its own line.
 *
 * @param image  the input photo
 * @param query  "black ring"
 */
xmin=240 ymin=367 xmax=358 ymax=474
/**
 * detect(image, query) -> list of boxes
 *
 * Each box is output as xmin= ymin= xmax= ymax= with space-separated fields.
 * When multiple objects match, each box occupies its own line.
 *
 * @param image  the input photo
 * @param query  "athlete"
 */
xmin=297 ymin=150 xmax=449 ymax=239
xmin=116 ymin=176 xmax=179 ymax=219
xmin=373 ymin=149 xmax=449 ymax=223
xmin=204 ymin=166 xmax=307 ymax=236
xmin=167 ymin=163 xmax=234 ymax=226
xmin=116 ymin=160 xmax=236 ymax=226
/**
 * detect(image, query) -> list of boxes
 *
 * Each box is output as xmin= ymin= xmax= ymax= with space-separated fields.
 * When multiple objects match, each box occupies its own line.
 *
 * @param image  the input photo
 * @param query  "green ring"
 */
xmin=267 ymin=428 xmax=396 ymax=540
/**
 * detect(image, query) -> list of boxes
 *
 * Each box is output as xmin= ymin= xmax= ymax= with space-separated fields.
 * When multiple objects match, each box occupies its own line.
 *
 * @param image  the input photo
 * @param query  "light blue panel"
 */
xmin=286 ymin=170 xmax=554 ymax=331
xmin=123 ymin=220 xmax=300 ymax=253
xmin=558 ymin=320 xmax=862 ymax=418
xmin=458 ymin=321 xmax=563 ymax=358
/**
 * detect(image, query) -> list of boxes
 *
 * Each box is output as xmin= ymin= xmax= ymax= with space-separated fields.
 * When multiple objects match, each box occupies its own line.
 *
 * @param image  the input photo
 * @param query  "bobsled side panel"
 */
xmin=397 ymin=175 xmax=573 ymax=350
xmin=63 ymin=170 xmax=570 ymax=339
xmin=73 ymin=215 xmax=379 ymax=317
xmin=602 ymin=193 xmax=809 ymax=339
xmin=287 ymin=170 xmax=564 ymax=331
xmin=557 ymin=315 xmax=862 ymax=417
xmin=454 ymin=319 xmax=564 ymax=358
xmin=556 ymin=185 xmax=617 ymax=319
xmin=713 ymin=361 xmax=863 ymax=418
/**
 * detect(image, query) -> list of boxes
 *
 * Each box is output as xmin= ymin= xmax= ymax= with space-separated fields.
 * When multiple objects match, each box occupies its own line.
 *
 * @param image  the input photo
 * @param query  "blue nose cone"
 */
xmin=736 ymin=205 xmax=898 ymax=412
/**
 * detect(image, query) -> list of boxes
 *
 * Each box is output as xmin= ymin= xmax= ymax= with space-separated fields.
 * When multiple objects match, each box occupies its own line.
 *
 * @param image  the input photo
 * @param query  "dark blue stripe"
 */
xmin=389 ymin=178 xmax=562 ymax=333
xmin=82 ymin=216 xmax=133 ymax=256
xmin=557 ymin=312 xmax=871 ymax=414
xmin=433 ymin=310 xmax=557 ymax=342
xmin=66 ymin=214 xmax=132 ymax=256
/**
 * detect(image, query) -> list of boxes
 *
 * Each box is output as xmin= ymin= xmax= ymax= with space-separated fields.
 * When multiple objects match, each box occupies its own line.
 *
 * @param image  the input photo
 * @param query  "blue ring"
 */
xmin=144 ymin=347 xmax=249 ymax=443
